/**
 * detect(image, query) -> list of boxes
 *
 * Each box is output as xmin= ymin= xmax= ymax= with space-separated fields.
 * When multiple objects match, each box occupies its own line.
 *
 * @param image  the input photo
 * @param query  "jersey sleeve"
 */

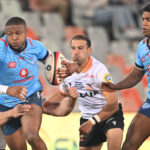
xmin=95 ymin=64 xmax=112 ymax=85
xmin=0 ymin=41 xmax=6 ymax=64
xmin=59 ymin=82 xmax=68 ymax=95
xmin=35 ymin=40 xmax=50 ymax=60
xmin=135 ymin=42 xmax=144 ymax=69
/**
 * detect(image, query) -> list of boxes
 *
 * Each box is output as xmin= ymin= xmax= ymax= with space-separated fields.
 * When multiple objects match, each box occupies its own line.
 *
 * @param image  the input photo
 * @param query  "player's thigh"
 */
xmin=5 ymin=128 xmax=27 ymax=150
xmin=106 ymin=128 xmax=123 ymax=150
xmin=125 ymin=113 xmax=150 ymax=146
xmin=21 ymin=104 xmax=42 ymax=134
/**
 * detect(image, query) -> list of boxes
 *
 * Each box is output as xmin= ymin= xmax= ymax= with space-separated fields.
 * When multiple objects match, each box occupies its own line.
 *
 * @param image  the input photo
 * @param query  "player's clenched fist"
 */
xmin=11 ymin=104 xmax=31 ymax=118
xmin=67 ymin=87 xmax=78 ymax=100
xmin=79 ymin=120 xmax=93 ymax=135
xmin=6 ymin=86 xmax=27 ymax=101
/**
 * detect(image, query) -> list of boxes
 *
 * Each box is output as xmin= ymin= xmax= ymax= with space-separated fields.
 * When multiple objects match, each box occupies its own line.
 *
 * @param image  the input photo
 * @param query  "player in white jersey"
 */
xmin=43 ymin=35 xmax=124 ymax=150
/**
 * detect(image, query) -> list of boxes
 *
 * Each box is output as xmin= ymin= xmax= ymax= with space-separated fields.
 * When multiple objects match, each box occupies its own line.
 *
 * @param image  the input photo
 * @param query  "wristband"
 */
xmin=89 ymin=115 xmax=101 ymax=125
xmin=0 ymin=85 xmax=8 ymax=94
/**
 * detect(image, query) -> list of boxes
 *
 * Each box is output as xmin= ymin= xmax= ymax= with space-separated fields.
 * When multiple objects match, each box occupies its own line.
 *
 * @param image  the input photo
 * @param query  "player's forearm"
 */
xmin=0 ymin=110 xmax=13 ymax=126
xmin=51 ymin=97 xmax=76 ymax=116
xmin=89 ymin=92 xmax=119 ymax=125
xmin=114 ymin=67 xmax=145 ymax=90
xmin=97 ymin=102 xmax=119 ymax=121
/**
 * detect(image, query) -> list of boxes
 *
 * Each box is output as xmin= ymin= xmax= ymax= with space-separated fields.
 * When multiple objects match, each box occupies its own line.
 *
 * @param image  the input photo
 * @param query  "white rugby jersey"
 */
xmin=60 ymin=56 xmax=114 ymax=119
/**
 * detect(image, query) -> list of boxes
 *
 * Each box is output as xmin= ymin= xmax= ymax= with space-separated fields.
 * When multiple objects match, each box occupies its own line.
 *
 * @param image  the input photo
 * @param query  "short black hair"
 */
xmin=70 ymin=35 xmax=91 ymax=48
xmin=142 ymin=3 xmax=150 ymax=13
xmin=5 ymin=17 xmax=26 ymax=27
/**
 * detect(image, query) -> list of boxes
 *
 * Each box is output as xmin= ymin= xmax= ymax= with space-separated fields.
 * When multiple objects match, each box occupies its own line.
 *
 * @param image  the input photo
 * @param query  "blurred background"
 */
xmin=2 ymin=0 xmax=150 ymax=149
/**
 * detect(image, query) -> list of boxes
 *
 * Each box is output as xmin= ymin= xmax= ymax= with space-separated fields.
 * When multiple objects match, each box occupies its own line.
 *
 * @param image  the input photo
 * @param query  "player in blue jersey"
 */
xmin=0 ymin=16 xmax=49 ymax=150
xmin=0 ymin=16 xmax=76 ymax=150
xmin=100 ymin=4 xmax=150 ymax=150
xmin=0 ymin=85 xmax=30 ymax=150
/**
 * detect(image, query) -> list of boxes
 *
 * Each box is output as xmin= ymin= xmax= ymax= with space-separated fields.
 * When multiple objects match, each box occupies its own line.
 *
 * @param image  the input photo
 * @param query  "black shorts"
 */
xmin=80 ymin=104 xmax=124 ymax=147
xmin=138 ymin=98 xmax=150 ymax=118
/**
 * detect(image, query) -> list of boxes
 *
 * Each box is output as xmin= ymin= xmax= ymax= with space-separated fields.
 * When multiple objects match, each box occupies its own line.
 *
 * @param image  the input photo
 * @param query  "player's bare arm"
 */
xmin=6 ymin=86 xmax=27 ymax=100
xmin=43 ymin=87 xmax=78 ymax=116
xmin=0 ymin=104 xmax=31 ymax=126
xmin=79 ymin=91 xmax=118 ymax=135
xmin=100 ymin=66 xmax=145 ymax=92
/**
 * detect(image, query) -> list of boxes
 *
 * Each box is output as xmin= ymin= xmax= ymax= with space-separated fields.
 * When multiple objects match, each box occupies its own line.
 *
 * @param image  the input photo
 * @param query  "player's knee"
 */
xmin=25 ymin=133 xmax=39 ymax=145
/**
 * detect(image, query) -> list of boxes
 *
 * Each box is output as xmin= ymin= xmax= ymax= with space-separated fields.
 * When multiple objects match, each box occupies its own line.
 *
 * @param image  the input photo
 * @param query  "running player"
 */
xmin=0 ymin=16 xmax=76 ymax=150
xmin=0 ymin=16 xmax=49 ymax=150
xmin=43 ymin=35 xmax=124 ymax=150
xmin=100 ymin=4 xmax=150 ymax=150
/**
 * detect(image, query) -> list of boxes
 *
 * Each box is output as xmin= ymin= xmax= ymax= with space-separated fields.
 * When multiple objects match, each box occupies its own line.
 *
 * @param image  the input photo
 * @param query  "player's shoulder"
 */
xmin=92 ymin=56 xmax=107 ymax=71
xmin=0 ymin=35 xmax=8 ymax=48
xmin=27 ymin=37 xmax=44 ymax=48
xmin=138 ymin=38 xmax=147 ymax=47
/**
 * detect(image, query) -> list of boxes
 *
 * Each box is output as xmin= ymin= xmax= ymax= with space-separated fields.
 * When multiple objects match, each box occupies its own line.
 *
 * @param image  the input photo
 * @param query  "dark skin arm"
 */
xmin=100 ymin=66 xmax=145 ymax=92
xmin=57 ymin=60 xmax=77 ymax=78
xmin=0 ymin=104 xmax=31 ymax=126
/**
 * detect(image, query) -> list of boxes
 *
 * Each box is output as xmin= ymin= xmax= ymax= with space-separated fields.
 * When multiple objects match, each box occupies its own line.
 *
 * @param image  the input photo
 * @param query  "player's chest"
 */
xmin=0 ymin=50 xmax=38 ymax=72
xmin=67 ymin=73 xmax=98 ymax=92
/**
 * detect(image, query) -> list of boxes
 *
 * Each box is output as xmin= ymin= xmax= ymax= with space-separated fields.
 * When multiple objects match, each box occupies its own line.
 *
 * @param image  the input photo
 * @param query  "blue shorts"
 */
xmin=0 ymin=92 xmax=42 ymax=136
xmin=138 ymin=98 xmax=150 ymax=118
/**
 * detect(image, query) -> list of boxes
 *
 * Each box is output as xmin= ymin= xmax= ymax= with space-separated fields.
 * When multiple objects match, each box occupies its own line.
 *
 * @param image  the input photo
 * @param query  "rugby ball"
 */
xmin=45 ymin=51 xmax=66 ymax=85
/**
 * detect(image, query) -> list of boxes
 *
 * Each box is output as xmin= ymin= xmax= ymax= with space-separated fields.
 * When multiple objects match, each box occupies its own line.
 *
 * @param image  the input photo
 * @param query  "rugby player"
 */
xmin=43 ymin=35 xmax=124 ymax=150
xmin=100 ymin=4 xmax=150 ymax=150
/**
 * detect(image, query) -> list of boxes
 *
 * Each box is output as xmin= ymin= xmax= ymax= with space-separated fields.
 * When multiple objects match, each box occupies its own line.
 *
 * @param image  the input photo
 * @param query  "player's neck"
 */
xmin=76 ymin=57 xmax=90 ymax=73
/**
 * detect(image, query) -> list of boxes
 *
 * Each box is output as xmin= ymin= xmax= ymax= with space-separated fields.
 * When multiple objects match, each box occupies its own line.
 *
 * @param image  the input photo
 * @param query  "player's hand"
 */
xmin=6 ymin=86 xmax=27 ymax=100
xmin=67 ymin=87 xmax=78 ymax=100
xmin=57 ymin=60 xmax=77 ymax=78
xmin=79 ymin=120 xmax=93 ymax=135
xmin=100 ymin=82 xmax=116 ymax=92
xmin=11 ymin=104 xmax=31 ymax=118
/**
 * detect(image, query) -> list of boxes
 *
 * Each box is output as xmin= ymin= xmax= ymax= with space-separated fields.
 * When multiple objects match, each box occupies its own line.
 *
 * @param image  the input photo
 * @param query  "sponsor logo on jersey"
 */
xmin=85 ymin=74 xmax=94 ymax=78
xmin=8 ymin=62 xmax=16 ymax=68
xmin=104 ymin=73 xmax=112 ymax=82
xmin=142 ymin=57 xmax=145 ymax=62
xmin=142 ymin=103 xmax=150 ymax=109
xmin=20 ymin=68 xmax=28 ymax=78
xmin=85 ymin=84 xmax=93 ymax=90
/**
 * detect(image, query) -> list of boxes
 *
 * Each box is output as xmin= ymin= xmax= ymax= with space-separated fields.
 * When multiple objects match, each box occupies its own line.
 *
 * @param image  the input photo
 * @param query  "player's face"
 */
xmin=5 ymin=24 xmax=27 ymax=52
xmin=142 ymin=11 xmax=150 ymax=37
xmin=71 ymin=39 xmax=91 ymax=65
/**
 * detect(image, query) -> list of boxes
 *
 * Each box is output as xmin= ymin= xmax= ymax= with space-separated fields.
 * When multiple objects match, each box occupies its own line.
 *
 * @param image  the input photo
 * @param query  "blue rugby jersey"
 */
xmin=135 ymin=37 xmax=150 ymax=99
xmin=0 ymin=35 xmax=49 ymax=107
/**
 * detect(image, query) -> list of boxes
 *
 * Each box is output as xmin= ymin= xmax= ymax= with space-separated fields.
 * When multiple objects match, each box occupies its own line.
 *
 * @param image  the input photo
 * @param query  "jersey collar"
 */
xmin=82 ymin=56 xmax=93 ymax=73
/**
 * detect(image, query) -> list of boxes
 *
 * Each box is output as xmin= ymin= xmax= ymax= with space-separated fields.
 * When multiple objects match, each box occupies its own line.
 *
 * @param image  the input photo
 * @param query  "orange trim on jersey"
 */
xmin=0 ymin=39 xmax=8 ymax=47
xmin=82 ymin=57 xmax=92 ymax=73
xmin=59 ymin=88 xmax=68 ymax=96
